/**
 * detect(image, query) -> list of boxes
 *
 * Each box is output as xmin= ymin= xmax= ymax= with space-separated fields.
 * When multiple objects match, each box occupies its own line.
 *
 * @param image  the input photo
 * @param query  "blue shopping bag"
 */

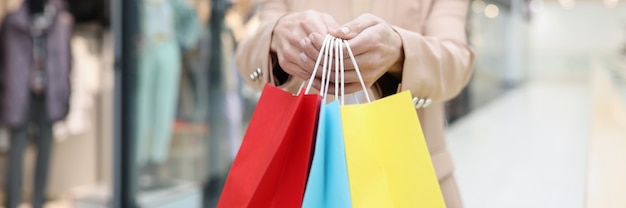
xmin=302 ymin=100 xmax=352 ymax=208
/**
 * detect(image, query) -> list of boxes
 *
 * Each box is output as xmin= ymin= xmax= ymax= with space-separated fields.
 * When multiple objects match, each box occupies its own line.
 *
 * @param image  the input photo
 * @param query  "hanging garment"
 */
xmin=54 ymin=27 xmax=103 ymax=140
xmin=1 ymin=1 xmax=73 ymax=208
xmin=5 ymin=93 xmax=54 ymax=208
xmin=0 ymin=0 xmax=73 ymax=128
xmin=135 ymin=0 xmax=201 ymax=166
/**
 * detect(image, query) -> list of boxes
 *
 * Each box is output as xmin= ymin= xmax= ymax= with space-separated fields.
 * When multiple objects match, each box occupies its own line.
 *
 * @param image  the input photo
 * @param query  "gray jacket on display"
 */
xmin=0 ymin=0 xmax=73 ymax=128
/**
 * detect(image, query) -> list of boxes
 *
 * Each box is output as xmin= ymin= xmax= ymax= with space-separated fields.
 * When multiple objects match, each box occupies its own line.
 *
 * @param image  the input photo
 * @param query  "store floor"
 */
xmin=447 ymin=59 xmax=626 ymax=207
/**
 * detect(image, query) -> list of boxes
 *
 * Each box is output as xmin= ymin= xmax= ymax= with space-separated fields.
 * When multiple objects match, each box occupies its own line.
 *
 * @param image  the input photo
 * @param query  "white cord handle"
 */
xmin=339 ymin=40 xmax=345 ymax=105
xmin=322 ymin=38 xmax=335 ymax=99
xmin=298 ymin=34 xmax=371 ymax=104
xmin=302 ymin=34 xmax=332 ymax=94
xmin=334 ymin=38 xmax=340 ymax=101
xmin=343 ymin=40 xmax=371 ymax=103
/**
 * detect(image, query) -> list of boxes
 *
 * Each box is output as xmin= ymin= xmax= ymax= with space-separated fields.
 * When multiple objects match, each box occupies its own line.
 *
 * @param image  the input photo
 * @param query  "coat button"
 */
xmin=423 ymin=99 xmax=432 ymax=108
xmin=250 ymin=68 xmax=262 ymax=81
xmin=415 ymin=98 xmax=425 ymax=109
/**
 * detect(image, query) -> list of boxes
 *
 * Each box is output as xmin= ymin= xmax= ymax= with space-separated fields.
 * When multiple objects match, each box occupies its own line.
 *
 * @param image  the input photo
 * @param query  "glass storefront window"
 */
xmin=466 ymin=0 xmax=528 ymax=109
xmin=117 ymin=0 xmax=259 ymax=207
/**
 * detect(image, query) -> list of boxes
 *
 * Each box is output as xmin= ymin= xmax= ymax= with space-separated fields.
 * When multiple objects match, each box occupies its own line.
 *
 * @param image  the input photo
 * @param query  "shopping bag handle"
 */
xmin=299 ymin=34 xmax=372 ymax=105
xmin=331 ymin=38 xmax=372 ymax=104
xmin=301 ymin=35 xmax=332 ymax=95
xmin=333 ymin=38 xmax=340 ymax=101
xmin=319 ymin=37 xmax=342 ymax=101
xmin=321 ymin=37 xmax=336 ymax=99
xmin=343 ymin=40 xmax=372 ymax=103
xmin=302 ymin=34 xmax=335 ymax=96
xmin=339 ymin=39 xmax=345 ymax=105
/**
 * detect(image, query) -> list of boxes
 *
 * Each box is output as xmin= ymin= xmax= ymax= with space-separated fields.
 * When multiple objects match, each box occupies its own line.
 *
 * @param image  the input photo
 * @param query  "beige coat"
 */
xmin=236 ymin=0 xmax=474 ymax=207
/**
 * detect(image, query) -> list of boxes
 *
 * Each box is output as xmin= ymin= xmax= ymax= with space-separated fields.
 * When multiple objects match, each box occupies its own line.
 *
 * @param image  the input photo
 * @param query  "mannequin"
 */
xmin=0 ymin=0 xmax=73 ymax=207
xmin=135 ymin=0 xmax=200 ymax=189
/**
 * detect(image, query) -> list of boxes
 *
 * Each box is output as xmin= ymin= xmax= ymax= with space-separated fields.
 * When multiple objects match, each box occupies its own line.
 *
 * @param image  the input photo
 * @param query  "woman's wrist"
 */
xmin=270 ymin=52 xmax=290 ymax=85
xmin=387 ymin=30 xmax=405 ymax=79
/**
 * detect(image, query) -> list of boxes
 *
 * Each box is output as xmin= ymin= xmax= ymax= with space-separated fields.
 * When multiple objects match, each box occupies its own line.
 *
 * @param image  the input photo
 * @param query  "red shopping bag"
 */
xmin=217 ymin=84 xmax=321 ymax=208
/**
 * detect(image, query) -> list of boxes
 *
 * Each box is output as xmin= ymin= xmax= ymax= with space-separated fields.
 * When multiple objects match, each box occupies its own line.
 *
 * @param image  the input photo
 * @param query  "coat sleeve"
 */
xmin=383 ymin=0 xmax=474 ymax=103
xmin=235 ymin=0 xmax=304 ymax=93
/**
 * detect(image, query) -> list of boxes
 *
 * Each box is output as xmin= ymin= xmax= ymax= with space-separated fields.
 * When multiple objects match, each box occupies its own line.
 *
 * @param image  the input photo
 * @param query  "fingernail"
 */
xmin=299 ymin=53 xmax=308 ymax=63
xmin=340 ymin=27 xmax=350 ymax=35
xmin=308 ymin=34 xmax=315 ymax=42
xmin=300 ymin=39 xmax=306 ymax=48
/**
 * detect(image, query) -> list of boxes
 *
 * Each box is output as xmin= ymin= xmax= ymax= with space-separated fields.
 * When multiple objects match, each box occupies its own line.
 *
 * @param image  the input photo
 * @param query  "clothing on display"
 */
xmin=0 ymin=0 xmax=72 ymax=128
xmin=0 ymin=0 xmax=73 ymax=207
xmin=135 ymin=39 xmax=181 ymax=166
xmin=5 ymin=93 xmax=53 ymax=208
xmin=177 ymin=1 xmax=205 ymax=122
xmin=201 ymin=4 xmax=245 ymax=204
xmin=172 ymin=0 xmax=200 ymax=50
xmin=135 ymin=0 xmax=201 ymax=167
xmin=54 ymin=27 xmax=104 ymax=140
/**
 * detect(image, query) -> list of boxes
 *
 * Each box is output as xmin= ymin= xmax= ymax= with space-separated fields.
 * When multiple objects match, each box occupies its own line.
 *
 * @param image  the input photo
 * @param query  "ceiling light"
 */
xmin=559 ymin=0 xmax=575 ymax=9
xmin=484 ymin=4 xmax=499 ymax=18
xmin=604 ymin=0 xmax=618 ymax=8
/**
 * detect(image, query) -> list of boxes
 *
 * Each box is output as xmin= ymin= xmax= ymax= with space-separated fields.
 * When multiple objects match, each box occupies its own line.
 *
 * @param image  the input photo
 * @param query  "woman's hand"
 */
xmin=270 ymin=10 xmax=339 ymax=81
xmin=321 ymin=13 xmax=404 ymax=94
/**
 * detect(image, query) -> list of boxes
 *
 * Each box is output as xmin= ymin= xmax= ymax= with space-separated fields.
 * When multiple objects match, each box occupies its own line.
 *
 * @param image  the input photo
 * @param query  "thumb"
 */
xmin=332 ymin=14 xmax=379 ymax=39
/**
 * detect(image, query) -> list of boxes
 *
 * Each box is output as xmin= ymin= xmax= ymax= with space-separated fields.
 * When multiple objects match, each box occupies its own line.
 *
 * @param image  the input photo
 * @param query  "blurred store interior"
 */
xmin=0 ymin=0 xmax=625 ymax=207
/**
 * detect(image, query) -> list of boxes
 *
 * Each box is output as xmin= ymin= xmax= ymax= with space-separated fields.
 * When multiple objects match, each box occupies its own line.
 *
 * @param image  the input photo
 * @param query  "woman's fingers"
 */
xmin=307 ymin=33 xmax=327 ymax=54
xmin=278 ymin=45 xmax=315 ymax=80
xmin=299 ymin=36 xmax=321 ymax=66
xmin=342 ymin=24 xmax=383 ymax=56
xmin=271 ymin=11 xmax=344 ymax=80
xmin=331 ymin=13 xmax=381 ymax=40
xmin=299 ymin=10 xmax=329 ymax=35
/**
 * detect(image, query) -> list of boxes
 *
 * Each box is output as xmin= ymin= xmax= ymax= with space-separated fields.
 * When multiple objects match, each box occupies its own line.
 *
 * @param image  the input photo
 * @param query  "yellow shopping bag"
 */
xmin=341 ymin=91 xmax=445 ymax=208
